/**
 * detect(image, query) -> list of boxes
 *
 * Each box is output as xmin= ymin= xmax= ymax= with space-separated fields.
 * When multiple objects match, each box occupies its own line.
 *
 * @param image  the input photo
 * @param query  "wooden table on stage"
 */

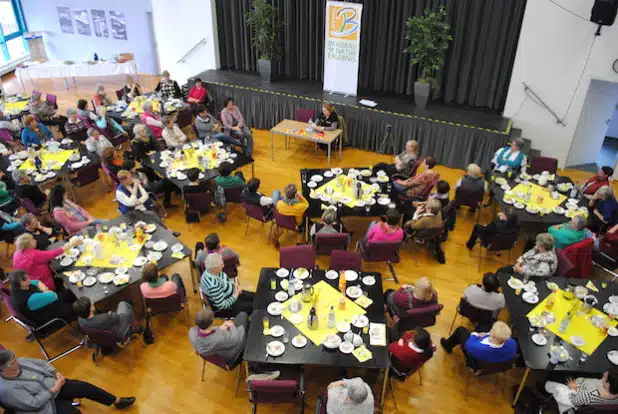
xmin=270 ymin=120 xmax=342 ymax=167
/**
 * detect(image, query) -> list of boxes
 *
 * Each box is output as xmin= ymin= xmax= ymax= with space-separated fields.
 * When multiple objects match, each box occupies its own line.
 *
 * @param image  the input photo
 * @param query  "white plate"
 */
xmin=337 ymin=321 xmax=351 ymax=333
xmin=323 ymin=334 xmax=342 ymax=349
xmin=608 ymin=350 xmax=618 ymax=365
xmin=113 ymin=274 xmax=129 ymax=286
xmin=339 ymin=341 xmax=354 ymax=354
xmin=144 ymin=223 xmax=157 ymax=233
xmin=604 ymin=302 xmax=618 ymax=316
xmin=608 ymin=327 xmax=618 ymax=337
xmin=377 ymin=175 xmax=389 ymax=183
xmin=553 ymin=206 xmax=565 ymax=215
xmin=609 ymin=295 xmax=618 ymax=304
xmin=325 ymin=270 xmax=339 ymax=280
xmin=514 ymin=202 xmax=525 ymax=209
xmin=346 ymin=286 xmax=363 ymax=299
xmin=68 ymin=272 xmax=85 ymax=284
xmin=507 ymin=277 xmax=524 ymax=289
xmin=310 ymin=175 xmax=323 ymax=182
xmin=267 ymin=341 xmax=285 ymax=357
xmin=292 ymin=279 xmax=303 ymax=290
xmin=46 ymin=172 xmax=56 ymax=178
xmin=98 ymin=272 xmax=115 ymax=283
xmin=355 ymin=200 xmax=366 ymax=207
xmin=352 ymin=314 xmax=369 ymax=328
xmin=525 ymin=207 xmax=538 ymax=214
xmin=290 ymin=314 xmax=304 ymax=325
xmin=274 ymin=291 xmax=289 ymax=302
xmin=133 ymin=257 xmax=148 ymax=267
xmin=344 ymin=270 xmax=358 ymax=281
xmin=145 ymin=241 xmax=155 ymax=249
xmin=269 ymin=325 xmax=284 ymax=337
xmin=60 ymin=257 xmax=73 ymax=267
xmin=83 ymin=276 xmax=97 ymax=287
xmin=292 ymin=335 xmax=307 ymax=348
xmin=147 ymin=251 xmax=163 ymax=262
xmin=276 ymin=268 xmax=290 ymax=278
xmin=501 ymin=184 xmax=511 ymax=191
xmin=267 ymin=302 xmax=284 ymax=316
xmin=307 ymin=181 xmax=318 ymax=188
xmin=362 ymin=275 xmax=376 ymax=286
xmin=361 ymin=169 xmax=372 ymax=177
xmin=71 ymin=162 xmax=83 ymax=169
xmin=377 ymin=198 xmax=391 ymax=206
xmin=293 ymin=268 xmax=310 ymax=279
xmin=522 ymin=292 xmax=539 ymax=304
xmin=115 ymin=267 xmax=128 ymax=275
xmin=323 ymin=171 xmax=334 ymax=178
xmin=376 ymin=170 xmax=386 ymax=177
xmin=523 ymin=284 xmax=537 ymax=293
xmin=171 ymin=243 xmax=184 ymax=253
xmin=198 ymin=172 xmax=205 ymax=180
xmin=570 ymin=336 xmax=585 ymax=347
xmin=153 ymin=241 xmax=168 ymax=251
xmin=309 ymin=192 xmax=320 ymax=199
xmin=531 ymin=333 xmax=547 ymax=346
xmin=6 ymin=165 xmax=16 ymax=172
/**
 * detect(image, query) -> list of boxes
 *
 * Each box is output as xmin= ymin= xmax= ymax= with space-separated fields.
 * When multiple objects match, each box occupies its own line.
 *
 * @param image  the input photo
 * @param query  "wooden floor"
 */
xmin=0 ymin=73 xmax=609 ymax=414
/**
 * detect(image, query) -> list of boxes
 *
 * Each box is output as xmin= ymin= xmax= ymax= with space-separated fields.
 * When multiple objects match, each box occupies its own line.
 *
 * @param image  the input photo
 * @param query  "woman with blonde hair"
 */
xmin=384 ymin=276 xmax=438 ymax=317
xmin=96 ymin=105 xmax=126 ymax=139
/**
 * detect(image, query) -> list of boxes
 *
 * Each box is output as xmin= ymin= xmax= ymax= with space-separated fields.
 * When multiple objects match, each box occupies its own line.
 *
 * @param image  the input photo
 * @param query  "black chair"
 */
xmin=455 ymin=186 xmax=485 ymax=222
xmin=183 ymin=191 xmax=215 ymax=227
xmin=448 ymin=297 xmax=497 ymax=334
xmin=476 ymin=231 xmax=519 ymax=271
xmin=465 ymin=357 xmax=518 ymax=400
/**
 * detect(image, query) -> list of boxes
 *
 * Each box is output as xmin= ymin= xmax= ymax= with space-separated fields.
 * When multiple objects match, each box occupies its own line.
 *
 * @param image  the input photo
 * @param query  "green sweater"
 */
xmin=215 ymin=175 xmax=245 ymax=189
xmin=548 ymin=224 xmax=589 ymax=249
xmin=0 ymin=188 xmax=13 ymax=207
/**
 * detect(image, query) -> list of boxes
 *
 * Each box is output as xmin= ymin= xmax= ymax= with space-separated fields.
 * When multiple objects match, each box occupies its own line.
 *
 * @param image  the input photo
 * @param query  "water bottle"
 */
xmin=307 ymin=118 xmax=313 ymax=132
xmin=288 ymin=273 xmax=295 ymax=298
xmin=558 ymin=312 xmax=571 ymax=333
xmin=569 ymin=185 xmax=579 ymax=199
xmin=328 ymin=306 xmax=335 ymax=328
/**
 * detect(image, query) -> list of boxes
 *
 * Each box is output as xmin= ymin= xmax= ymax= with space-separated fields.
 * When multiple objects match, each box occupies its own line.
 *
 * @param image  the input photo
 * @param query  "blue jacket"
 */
xmin=596 ymin=197 xmax=618 ymax=226
xmin=464 ymin=334 xmax=517 ymax=363
xmin=21 ymin=123 xmax=53 ymax=147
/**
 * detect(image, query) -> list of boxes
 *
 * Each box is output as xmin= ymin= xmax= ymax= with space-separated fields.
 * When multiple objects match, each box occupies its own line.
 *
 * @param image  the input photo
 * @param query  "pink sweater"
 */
xmin=13 ymin=247 xmax=64 ymax=291
xmin=140 ymin=281 xmax=178 ymax=299
xmin=367 ymin=223 xmax=404 ymax=243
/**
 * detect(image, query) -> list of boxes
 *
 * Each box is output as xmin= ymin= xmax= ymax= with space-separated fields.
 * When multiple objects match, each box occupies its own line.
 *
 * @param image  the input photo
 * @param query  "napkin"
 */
xmin=369 ymin=323 xmax=387 ymax=347
xmin=585 ymin=280 xmax=599 ymax=292
xmin=352 ymin=345 xmax=373 ymax=363
xmin=354 ymin=295 xmax=373 ymax=309
xmin=171 ymin=251 xmax=187 ymax=259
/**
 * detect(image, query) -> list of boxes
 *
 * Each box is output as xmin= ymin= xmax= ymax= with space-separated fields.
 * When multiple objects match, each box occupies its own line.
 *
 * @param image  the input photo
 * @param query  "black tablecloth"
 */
xmin=107 ymin=96 xmax=190 ymax=124
xmin=244 ymin=268 xmax=390 ymax=369
xmin=51 ymin=211 xmax=191 ymax=304
xmin=300 ymin=167 xmax=392 ymax=219
xmin=498 ymin=272 xmax=617 ymax=374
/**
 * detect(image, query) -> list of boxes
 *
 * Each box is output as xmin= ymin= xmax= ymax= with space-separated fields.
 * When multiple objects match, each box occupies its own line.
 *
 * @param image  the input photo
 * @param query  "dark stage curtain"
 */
xmin=216 ymin=0 xmax=526 ymax=111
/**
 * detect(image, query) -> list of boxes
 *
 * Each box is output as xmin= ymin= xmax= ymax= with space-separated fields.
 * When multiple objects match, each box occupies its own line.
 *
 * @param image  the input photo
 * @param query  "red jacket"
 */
xmin=582 ymin=175 xmax=609 ymax=195
xmin=187 ymin=86 xmax=207 ymax=103
xmin=388 ymin=331 xmax=435 ymax=371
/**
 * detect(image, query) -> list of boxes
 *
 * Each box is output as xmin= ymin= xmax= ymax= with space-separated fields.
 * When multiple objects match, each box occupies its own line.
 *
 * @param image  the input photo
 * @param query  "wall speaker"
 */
xmin=591 ymin=0 xmax=617 ymax=26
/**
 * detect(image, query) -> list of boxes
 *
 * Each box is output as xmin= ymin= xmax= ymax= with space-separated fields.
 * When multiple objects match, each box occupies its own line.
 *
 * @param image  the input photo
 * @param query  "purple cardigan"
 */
xmin=220 ymin=106 xmax=245 ymax=134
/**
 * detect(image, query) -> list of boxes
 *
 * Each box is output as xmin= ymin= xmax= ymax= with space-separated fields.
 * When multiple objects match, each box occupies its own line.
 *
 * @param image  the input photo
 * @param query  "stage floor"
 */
xmin=197 ymin=69 xmax=511 ymax=133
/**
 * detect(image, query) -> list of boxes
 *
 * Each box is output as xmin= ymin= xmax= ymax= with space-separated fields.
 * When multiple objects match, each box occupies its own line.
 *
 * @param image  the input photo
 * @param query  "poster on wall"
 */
xmin=91 ymin=10 xmax=109 ymax=38
xmin=73 ymin=9 xmax=91 ymax=36
xmin=57 ymin=7 xmax=74 ymax=34
xmin=323 ymin=1 xmax=363 ymax=96
xmin=109 ymin=11 xmax=127 ymax=40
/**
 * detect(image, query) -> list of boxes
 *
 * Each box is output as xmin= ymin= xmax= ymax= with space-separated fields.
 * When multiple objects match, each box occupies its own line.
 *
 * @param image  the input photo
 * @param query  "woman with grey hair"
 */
xmin=508 ymin=233 xmax=557 ymax=279
xmin=12 ymin=168 xmax=47 ymax=208
xmin=589 ymin=185 xmax=618 ymax=233
xmin=84 ymin=128 xmax=113 ymax=156
xmin=548 ymin=215 xmax=592 ymax=249
xmin=131 ymin=123 xmax=161 ymax=160
xmin=92 ymin=83 xmax=112 ymax=110
xmin=199 ymin=252 xmax=254 ymax=316
xmin=64 ymin=107 xmax=88 ymax=137
xmin=326 ymin=377 xmax=374 ymax=414
xmin=140 ymin=101 xmax=164 ymax=139
xmin=490 ymin=138 xmax=527 ymax=175
xmin=161 ymin=115 xmax=187 ymax=149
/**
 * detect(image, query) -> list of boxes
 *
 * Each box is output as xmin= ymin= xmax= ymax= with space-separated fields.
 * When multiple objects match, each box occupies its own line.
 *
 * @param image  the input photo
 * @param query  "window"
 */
xmin=0 ymin=0 xmax=28 ymax=63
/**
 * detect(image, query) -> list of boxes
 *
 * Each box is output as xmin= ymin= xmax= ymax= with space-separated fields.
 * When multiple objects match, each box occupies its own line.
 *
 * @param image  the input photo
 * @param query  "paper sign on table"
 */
xmin=585 ymin=281 xmax=599 ymax=292
xmin=171 ymin=251 xmax=187 ymax=259
xmin=354 ymin=295 xmax=373 ymax=308
xmin=352 ymin=345 xmax=372 ymax=363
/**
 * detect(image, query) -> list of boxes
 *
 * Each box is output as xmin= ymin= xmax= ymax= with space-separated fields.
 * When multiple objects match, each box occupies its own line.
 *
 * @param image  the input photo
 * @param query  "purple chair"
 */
xmin=183 ymin=191 xmax=214 ymax=224
xmin=71 ymin=163 xmax=103 ymax=203
xmin=143 ymin=290 xmax=190 ymax=330
xmin=449 ymin=297 xmax=496 ymax=334
xmin=529 ymin=156 xmax=558 ymax=175
xmin=556 ymin=248 xmax=575 ymax=277
xmin=32 ymin=89 xmax=41 ymax=97
xmin=223 ymin=255 xmax=240 ymax=278
xmin=80 ymin=321 xmax=142 ymax=369
xmin=280 ymin=244 xmax=316 ymax=269
xmin=102 ymin=162 xmax=121 ymax=188
xmin=242 ymin=202 xmax=273 ymax=236
xmin=16 ymin=196 xmax=43 ymax=216
xmin=476 ymin=231 xmax=519 ymax=271
xmin=315 ymin=233 xmax=349 ymax=255
xmin=45 ymin=93 xmax=58 ymax=109
xmin=455 ymin=186 xmax=485 ymax=221
xmin=270 ymin=210 xmax=302 ymax=246
xmin=248 ymin=368 xmax=305 ymax=414
xmin=465 ymin=358 xmax=517 ymax=400
xmin=176 ymin=108 xmax=193 ymax=130
xmin=223 ymin=187 xmax=244 ymax=215
xmin=295 ymin=108 xmax=315 ymax=123
xmin=0 ymin=128 xmax=13 ymax=143
xmin=115 ymin=89 xmax=124 ymax=101
xmin=358 ymin=240 xmax=402 ymax=283
xmin=329 ymin=250 xmax=362 ymax=271
xmin=198 ymin=353 xmax=244 ymax=397
xmin=392 ymin=303 xmax=444 ymax=333
xmin=315 ymin=391 xmax=328 ymax=414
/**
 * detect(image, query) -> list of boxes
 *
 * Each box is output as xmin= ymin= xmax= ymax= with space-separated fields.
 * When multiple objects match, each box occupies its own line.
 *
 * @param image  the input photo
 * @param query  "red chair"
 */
xmin=270 ymin=210 xmax=302 ymax=246
xmin=143 ymin=290 xmax=190 ymax=331
xmin=176 ymin=108 xmax=194 ymax=130
xmin=455 ymin=186 xmax=485 ymax=221
xmin=476 ymin=231 xmax=519 ymax=271
xmin=80 ymin=321 xmax=143 ymax=369
xmin=45 ymin=94 xmax=58 ymax=109
xmin=223 ymin=255 xmax=240 ymax=278
xmin=295 ymin=108 xmax=315 ymax=123
xmin=280 ymin=244 xmax=316 ymax=269
xmin=555 ymin=248 xmax=575 ymax=277
xmin=242 ymin=202 xmax=273 ymax=236
xmin=529 ymin=156 xmax=558 ymax=175
xmin=562 ymin=238 xmax=593 ymax=278
xmin=248 ymin=367 xmax=305 ymax=414
xmin=329 ymin=250 xmax=361 ymax=271
xmin=449 ymin=297 xmax=496 ymax=334
xmin=315 ymin=233 xmax=349 ymax=255
xmin=183 ymin=191 xmax=215 ymax=225
xmin=390 ymin=303 xmax=444 ymax=333
xmin=198 ymin=353 xmax=244 ymax=397
xmin=358 ymin=240 xmax=402 ymax=283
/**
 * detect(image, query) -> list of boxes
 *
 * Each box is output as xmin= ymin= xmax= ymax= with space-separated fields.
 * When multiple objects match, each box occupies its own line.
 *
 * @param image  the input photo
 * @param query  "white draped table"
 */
xmin=16 ymin=60 xmax=138 ymax=90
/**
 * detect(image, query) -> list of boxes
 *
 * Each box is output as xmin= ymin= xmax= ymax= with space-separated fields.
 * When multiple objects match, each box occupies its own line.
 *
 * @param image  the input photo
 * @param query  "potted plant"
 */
xmin=246 ymin=0 xmax=283 ymax=83
xmin=404 ymin=7 xmax=453 ymax=109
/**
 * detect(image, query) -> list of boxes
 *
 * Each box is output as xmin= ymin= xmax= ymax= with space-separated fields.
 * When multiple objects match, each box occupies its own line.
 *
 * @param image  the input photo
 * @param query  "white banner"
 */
xmin=323 ymin=1 xmax=363 ymax=96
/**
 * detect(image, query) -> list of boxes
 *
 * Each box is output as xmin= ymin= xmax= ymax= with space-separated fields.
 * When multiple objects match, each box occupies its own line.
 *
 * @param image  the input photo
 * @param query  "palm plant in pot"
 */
xmin=404 ymin=7 xmax=452 ymax=109
xmin=246 ymin=0 xmax=283 ymax=83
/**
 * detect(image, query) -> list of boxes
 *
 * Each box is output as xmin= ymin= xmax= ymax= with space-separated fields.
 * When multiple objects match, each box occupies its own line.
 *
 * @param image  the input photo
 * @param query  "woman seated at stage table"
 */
xmin=440 ymin=321 xmax=517 ymax=365
xmin=274 ymin=184 xmax=309 ymax=227
xmin=161 ymin=115 xmax=188 ymax=149
xmin=13 ymin=233 xmax=82 ymax=291
xmin=155 ymin=70 xmax=182 ymax=100
xmin=589 ymin=185 xmax=618 ymax=233
xmin=490 ymin=138 xmax=527 ymax=175
xmin=466 ymin=206 xmax=519 ymax=250
xmin=8 ymin=269 xmax=77 ymax=326
xmin=326 ymin=377 xmax=374 ymax=414
xmin=64 ymin=108 xmax=88 ymax=137
xmin=221 ymin=97 xmax=254 ymax=157
xmin=141 ymin=101 xmax=164 ymax=140
xmin=582 ymin=166 xmax=614 ymax=198
xmin=502 ymin=233 xmax=557 ymax=279
xmin=92 ymin=84 xmax=113 ymax=111
xmin=455 ymin=163 xmax=488 ymax=195
xmin=131 ymin=124 xmax=161 ymax=161
xmin=140 ymin=262 xmax=185 ymax=299
xmin=548 ymin=215 xmax=593 ymax=249
xmin=122 ymin=75 xmax=142 ymax=102
xmin=373 ymin=140 xmax=419 ymax=178
xmin=388 ymin=327 xmax=435 ymax=373
xmin=49 ymin=184 xmax=104 ymax=235
xmin=545 ymin=367 xmax=618 ymax=414
xmin=20 ymin=115 xmax=53 ymax=147
xmin=77 ymin=98 xmax=98 ymax=122
xmin=384 ymin=276 xmax=437 ymax=318
xmin=393 ymin=156 xmax=439 ymax=200
xmin=312 ymin=103 xmax=339 ymax=132
xmin=96 ymin=106 xmax=127 ymax=139
xmin=187 ymin=78 xmax=208 ymax=105
xmin=85 ymin=128 xmax=113 ymax=157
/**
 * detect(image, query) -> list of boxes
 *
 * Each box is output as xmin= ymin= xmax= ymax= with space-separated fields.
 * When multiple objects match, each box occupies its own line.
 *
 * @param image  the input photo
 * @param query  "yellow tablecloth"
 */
xmin=527 ymin=289 xmax=616 ymax=355
xmin=509 ymin=182 xmax=567 ymax=211
xmin=169 ymin=147 xmax=225 ymax=171
xmin=74 ymin=233 xmax=146 ymax=268
xmin=18 ymin=150 xmax=75 ymax=171
xmin=124 ymin=98 xmax=161 ymax=115
xmin=4 ymin=100 xmax=29 ymax=112
xmin=313 ymin=175 xmax=378 ymax=208
xmin=281 ymin=280 xmax=366 ymax=345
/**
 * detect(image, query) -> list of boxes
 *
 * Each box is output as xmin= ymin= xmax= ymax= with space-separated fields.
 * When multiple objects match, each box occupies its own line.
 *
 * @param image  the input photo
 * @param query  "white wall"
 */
xmin=20 ymin=0 xmax=157 ymax=74
xmin=608 ymin=107 xmax=618 ymax=139
xmin=503 ymin=0 xmax=618 ymax=167
xmin=566 ymin=80 xmax=618 ymax=166
xmin=151 ymin=0 xmax=219 ymax=85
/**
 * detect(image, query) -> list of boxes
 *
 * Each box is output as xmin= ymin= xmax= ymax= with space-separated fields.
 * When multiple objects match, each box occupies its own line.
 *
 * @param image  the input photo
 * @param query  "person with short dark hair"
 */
xmin=183 ymin=168 xmax=209 ymax=195
xmin=364 ymin=209 xmax=404 ymax=243
xmin=466 ymin=206 xmax=519 ymax=250
xmin=220 ymin=97 xmax=254 ymax=157
xmin=0 ymin=348 xmax=136 ymax=412
xmin=73 ymin=296 xmax=138 ymax=342
xmin=194 ymin=104 xmax=243 ymax=149
xmin=393 ymin=156 xmax=440 ymax=199
xmin=20 ymin=213 xmax=55 ymax=250
xmin=274 ymin=183 xmax=309 ymax=226
xmin=240 ymin=177 xmax=275 ymax=217
xmin=77 ymin=98 xmax=98 ymax=122
xmin=139 ymin=262 xmax=185 ymax=299
xmin=462 ymin=273 xmax=505 ymax=321
xmin=188 ymin=308 xmax=249 ymax=367
xmin=12 ymin=169 xmax=47 ymax=208
xmin=388 ymin=327 xmax=435 ymax=372
xmin=195 ymin=233 xmax=239 ymax=271
xmin=582 ymin=166 xmax=614 ymax=197
xmin=187 ymin=78 xmax=208 ymax=104
xmin=545 ymin=367 xmax=618 ymax=413
xmin=215 ymin=162 xmax=245 ymax=189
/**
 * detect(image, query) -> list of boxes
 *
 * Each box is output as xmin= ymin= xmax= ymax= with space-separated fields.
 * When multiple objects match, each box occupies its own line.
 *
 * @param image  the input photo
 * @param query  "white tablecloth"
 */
xmin=16 ymin=60 xmax=138 ymax=80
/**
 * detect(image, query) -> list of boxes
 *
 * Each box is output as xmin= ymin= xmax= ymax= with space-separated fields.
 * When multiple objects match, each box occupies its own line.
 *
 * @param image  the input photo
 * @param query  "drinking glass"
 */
xmin=365 ymin=204 xmax=371 ymax=214
xmin=580 ymin=352 xmax=588 ymax=363
xmin=262 ymin=317 xmax=270 ymax=331
xmin=283 ymin=330 xmax=289 ymax=343
xmin=270 ymin=278 xmax=276 ymax=290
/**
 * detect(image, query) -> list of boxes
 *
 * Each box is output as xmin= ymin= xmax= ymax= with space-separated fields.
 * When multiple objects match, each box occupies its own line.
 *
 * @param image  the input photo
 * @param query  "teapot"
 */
xmin=343 ymin=330 xmax=354 ymax=343
xmin=307 ymin=307 xmax=319 ymax=330
xmin=352 ymin=334 xmax=363 ymax=348
xmin=301 ymin=284 xmax=314 ymax=303
xmin=538 ymin=175 xmax=548 ymax=186
xmin=288 ymin=298 xmax=301 ymax=313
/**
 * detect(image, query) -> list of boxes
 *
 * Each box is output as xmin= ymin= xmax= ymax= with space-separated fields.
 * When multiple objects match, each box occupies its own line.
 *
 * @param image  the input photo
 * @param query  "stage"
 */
xmin=196 ymin=70 xmax=513 ymax=170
